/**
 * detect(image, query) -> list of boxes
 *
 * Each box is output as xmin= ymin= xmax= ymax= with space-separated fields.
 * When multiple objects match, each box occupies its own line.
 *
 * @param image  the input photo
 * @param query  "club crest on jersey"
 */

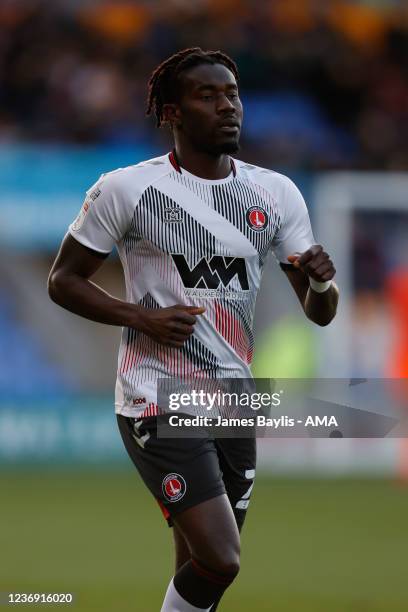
xmin=246 ymin=205 xmax=268 ymax=232
xmin=162 ymin=473 xmax=186 ymax=503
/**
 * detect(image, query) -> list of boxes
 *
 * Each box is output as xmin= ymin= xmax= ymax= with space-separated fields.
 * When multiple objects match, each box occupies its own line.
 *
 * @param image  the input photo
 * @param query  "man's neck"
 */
xmin=173 ymin=144 xmax=232 ymax=180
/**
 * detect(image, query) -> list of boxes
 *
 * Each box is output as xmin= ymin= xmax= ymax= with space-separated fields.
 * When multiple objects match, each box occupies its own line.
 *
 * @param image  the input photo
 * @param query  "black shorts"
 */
xmin=117 ymin=414 xmax=256 ymax=529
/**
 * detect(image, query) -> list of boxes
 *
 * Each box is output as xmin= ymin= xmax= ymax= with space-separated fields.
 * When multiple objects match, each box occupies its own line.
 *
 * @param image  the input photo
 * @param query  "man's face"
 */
xmin=172 ymin=63 xmax=243 ymax=155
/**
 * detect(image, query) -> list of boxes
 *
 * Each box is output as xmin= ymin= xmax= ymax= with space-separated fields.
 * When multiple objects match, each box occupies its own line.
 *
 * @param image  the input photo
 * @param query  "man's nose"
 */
xmin=217 ymin=94 xmax=235 ymax=113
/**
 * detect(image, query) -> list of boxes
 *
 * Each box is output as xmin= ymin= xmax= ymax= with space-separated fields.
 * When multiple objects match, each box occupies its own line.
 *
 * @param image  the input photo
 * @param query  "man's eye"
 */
xmin=202 ymin=95 xmax=214 ymax=101
xmin=228 ymin=94 xmax=238 ymax=100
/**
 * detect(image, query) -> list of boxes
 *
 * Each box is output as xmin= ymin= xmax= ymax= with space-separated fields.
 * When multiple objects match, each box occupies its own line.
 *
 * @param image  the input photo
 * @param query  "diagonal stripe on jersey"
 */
xmin=212 ymin=179 xmax=281 ymax=264
xmin=133 ymin=185 xmax=223 ymax=257
xmin=123 ymin=186 xmax=261 ymax=303
xmin=156 ymin=175 xmax=258 ymax=256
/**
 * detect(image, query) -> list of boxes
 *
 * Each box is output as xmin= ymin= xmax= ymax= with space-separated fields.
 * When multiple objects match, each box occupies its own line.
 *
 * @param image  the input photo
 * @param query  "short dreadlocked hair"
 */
xmin=146 ymin=47 xmax=239 ymax=127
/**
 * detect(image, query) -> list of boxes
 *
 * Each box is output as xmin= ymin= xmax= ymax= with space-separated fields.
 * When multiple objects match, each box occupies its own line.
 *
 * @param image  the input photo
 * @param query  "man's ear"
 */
xmin=162 ymin=103 xmax=181 ymax=128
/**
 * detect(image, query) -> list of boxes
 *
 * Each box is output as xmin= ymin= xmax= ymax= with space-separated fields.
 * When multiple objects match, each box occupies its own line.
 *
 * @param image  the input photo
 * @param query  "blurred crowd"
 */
xmin=1 ymin=0 xmax=408 ymax=169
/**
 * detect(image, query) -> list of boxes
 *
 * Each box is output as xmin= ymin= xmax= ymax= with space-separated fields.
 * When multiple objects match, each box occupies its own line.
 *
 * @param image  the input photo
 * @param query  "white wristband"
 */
xmin=309 ymin=277 xmax=332 ymax=293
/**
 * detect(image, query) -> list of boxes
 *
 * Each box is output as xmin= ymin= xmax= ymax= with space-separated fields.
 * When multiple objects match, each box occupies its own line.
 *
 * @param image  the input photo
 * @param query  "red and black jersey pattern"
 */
xmin=119 ymin=293 xmax=221 ymax=407
xmin=69 ymin=153 xmax=315 ymax=416
xmin=116 ymin=167 xmax=282 ymax=413
xmin=214 ymin=297 xmax=255 ymax=365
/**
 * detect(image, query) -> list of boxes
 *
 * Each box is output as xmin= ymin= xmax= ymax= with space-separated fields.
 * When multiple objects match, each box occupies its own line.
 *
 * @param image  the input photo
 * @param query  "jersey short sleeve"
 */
xmin=68 ymin=171 xmax=133 ymax=253
xmin=271 ymin=176 xmax=315 ymax=264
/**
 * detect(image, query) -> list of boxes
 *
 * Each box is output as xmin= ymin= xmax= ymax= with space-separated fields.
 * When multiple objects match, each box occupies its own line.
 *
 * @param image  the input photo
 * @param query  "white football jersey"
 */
xmin=69 ymin=152 xmax=315 ymax=416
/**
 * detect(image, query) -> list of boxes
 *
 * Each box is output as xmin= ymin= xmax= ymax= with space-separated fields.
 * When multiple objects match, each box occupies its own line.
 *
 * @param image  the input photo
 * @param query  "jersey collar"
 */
xmin=169 ymin=149 xmax=236 ymax=178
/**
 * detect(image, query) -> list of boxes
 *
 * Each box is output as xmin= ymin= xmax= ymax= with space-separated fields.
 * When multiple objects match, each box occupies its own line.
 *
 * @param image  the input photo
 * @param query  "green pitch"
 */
xmin=1 ymin=469 xmax=408 ymax=611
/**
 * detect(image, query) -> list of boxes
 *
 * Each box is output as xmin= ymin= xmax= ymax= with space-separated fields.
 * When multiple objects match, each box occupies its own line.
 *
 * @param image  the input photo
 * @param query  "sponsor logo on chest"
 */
xmin=172 ymin=254 xmax=249 ymax=289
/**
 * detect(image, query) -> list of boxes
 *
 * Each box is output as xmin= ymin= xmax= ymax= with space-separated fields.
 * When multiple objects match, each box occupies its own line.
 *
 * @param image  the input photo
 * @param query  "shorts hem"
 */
xmin=164 ymin=485 xmax=226 ymax=527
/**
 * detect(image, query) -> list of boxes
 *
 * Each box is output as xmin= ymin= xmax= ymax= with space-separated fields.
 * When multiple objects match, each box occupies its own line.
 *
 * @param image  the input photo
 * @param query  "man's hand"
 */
xmin=287 ymin=245 xmax=336 ymax=283
xmin=48 ymin=234 xmax=207 ymax=342
xmin=137 ymin=304 xmax=206 ymax=348
xmin=283 ymin=244 xmax=338 ymax=326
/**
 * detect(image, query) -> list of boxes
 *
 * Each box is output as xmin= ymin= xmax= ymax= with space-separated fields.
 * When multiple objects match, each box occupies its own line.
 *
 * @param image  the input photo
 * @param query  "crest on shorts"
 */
xmin=245 ymin=205 xmax=268 ymax=232
xmin=162 ymin=473 xmax=186 ymax=502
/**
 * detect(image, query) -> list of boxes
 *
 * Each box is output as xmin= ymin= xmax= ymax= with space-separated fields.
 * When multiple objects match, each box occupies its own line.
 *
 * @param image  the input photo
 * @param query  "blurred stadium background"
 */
xmin=1 ymin=0 xmax=408 ymax=610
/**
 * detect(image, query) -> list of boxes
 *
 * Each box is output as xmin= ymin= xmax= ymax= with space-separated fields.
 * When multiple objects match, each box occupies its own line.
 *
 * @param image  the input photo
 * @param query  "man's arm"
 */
xmin=280 ymin=244 xmax=339 ymax=326
xmin=48 ymin=234 xmax=205 ymax=347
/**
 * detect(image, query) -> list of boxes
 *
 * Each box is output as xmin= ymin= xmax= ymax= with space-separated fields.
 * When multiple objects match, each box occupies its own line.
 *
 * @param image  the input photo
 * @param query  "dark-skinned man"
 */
xmin=48 ymin=47 xmax=338 ymax=612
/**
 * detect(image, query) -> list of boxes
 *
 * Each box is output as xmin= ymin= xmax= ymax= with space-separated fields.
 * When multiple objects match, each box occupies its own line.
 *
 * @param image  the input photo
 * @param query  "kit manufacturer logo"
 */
xmin=164 ymin=205 xmax=183 ymax=223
